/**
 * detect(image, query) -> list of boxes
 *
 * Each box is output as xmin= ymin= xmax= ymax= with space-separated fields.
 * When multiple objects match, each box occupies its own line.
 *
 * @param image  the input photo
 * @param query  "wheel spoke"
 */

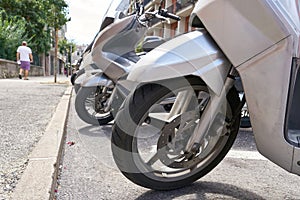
xmin=146 ymin=152 xmax=160 ymax=166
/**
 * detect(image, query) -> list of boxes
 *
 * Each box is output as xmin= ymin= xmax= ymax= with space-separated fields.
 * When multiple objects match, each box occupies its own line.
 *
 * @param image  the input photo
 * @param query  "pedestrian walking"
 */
xmin=16 ymin=41 xmax=33 ymax=80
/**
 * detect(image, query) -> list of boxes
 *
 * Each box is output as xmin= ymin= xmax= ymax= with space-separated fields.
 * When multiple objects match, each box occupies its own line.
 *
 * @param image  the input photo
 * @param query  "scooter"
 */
xmin=111 ymin=0 xmax=300 ymax=190
xmin=75 ymin=0 xmax=251 ymax=127
xmin=71 ymin=9 xmax=126 ymax=92
xmin=74 ymin=0 xmax=179 ymax=125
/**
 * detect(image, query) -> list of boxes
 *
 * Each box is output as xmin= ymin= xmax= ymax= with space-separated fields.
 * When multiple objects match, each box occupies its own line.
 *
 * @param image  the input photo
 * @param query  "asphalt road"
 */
xmin=56 ymin=93 xmax=300 ymax=200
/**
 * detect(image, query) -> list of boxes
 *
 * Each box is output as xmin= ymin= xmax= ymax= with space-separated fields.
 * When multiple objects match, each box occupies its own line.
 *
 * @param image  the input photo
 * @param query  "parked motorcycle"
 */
xmin=74 ymin=0 xmax=179 ymax=125
xmin=111 ymin=0 xmax=300 ymax=190
xmin=71 ymin=10 xmax=121 ymax=92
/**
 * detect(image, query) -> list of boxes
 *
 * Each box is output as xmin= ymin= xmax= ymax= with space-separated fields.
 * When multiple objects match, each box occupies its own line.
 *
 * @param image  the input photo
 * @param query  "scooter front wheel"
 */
xmin=70 ymin=72 xmax=77 ymax=85
xmin=75 ymin=87 xmax=113 ymax=125
xmin=111 ymin=78 xmax=241 ymax=190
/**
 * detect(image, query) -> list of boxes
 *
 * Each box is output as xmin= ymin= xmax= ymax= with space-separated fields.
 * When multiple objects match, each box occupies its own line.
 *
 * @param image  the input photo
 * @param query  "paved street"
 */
xmin=56 ymin=93 xmax=300 ymax=200
xmin=0 ymin=75 xmax=70 ymax=200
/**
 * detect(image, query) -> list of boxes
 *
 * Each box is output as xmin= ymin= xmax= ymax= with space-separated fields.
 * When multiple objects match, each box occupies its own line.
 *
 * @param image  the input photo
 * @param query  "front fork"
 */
xmin=94 ymin=86 xmax=112 ymax=113
xmin=184 ymin=68 xmax=240 ymax=153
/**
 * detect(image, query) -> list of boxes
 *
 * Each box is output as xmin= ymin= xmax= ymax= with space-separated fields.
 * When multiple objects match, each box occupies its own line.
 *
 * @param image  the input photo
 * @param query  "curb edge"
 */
xmin=11 ymin=86 xmax=73 ymax=200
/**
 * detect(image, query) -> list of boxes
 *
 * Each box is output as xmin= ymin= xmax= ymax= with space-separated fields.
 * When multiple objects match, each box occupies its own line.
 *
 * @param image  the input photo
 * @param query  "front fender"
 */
xmin=81 ymin=72 xmax=114 ymax=88
xmin=127 ymin=30 xmax=231 ymax=96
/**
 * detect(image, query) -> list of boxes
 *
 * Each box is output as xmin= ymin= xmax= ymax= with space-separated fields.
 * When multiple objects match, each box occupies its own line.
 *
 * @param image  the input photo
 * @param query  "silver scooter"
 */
xmin=72 ymin=8 xmax=126 ymax=92
xmin=111 ymin=0 xmax=300 ymax=190
xmin=74 ymin=0 xmax=179 ymax=125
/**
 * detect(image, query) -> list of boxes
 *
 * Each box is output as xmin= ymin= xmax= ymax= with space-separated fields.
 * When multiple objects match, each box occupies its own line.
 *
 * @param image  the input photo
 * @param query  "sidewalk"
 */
xmin=0 ymin=75 xmax=72 ymax=200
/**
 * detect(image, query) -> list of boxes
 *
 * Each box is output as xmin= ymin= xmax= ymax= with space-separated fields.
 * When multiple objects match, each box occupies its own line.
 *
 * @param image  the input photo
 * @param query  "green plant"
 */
xmin=0 ymin=11 xmax=27 ymax=60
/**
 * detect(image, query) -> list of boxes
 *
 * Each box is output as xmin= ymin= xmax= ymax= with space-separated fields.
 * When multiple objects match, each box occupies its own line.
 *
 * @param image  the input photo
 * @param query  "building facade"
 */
xmin=138 ymin=0 xmax=197 ymax=39
xmin=42 ymin=25 xmax=68 ymax=76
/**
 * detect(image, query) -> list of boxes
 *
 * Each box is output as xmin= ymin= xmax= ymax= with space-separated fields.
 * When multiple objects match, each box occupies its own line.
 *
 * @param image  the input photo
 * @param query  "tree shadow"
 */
xmin=135 ymin=181 xmax=265 ymax=200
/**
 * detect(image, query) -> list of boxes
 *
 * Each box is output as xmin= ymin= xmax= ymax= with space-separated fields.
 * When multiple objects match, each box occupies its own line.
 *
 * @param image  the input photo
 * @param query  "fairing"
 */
xmin=127 ymin=30 xmax=231 ymax=96
xmin=91 ymin=15 xmax=147 ymax=82
xmin=192 ymin=0 xmax=294 ymax=67
xmin=81 ymin=72 xmax=114 ymax=88
xmin=191 ymin=0 xmax=300 ymax=174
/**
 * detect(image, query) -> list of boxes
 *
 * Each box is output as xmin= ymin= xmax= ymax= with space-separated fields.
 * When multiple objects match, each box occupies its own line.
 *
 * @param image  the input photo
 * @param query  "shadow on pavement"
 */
xmin=77 ymin=124 xmax=257 ymax=151
xmin=135 ymin=181 xmax=265 ymax=200
xmin=77 ymin=124 xmax=112 ymax=138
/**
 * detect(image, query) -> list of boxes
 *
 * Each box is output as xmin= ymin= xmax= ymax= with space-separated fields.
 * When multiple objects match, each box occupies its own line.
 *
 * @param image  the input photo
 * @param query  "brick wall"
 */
xmin=0 ymin=59 xmax=44 ymax=78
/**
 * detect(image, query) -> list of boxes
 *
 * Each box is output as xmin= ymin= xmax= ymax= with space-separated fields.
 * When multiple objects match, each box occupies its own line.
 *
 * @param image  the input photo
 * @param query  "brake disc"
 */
xmin=156 ymin=111 xmax=200 ymax=168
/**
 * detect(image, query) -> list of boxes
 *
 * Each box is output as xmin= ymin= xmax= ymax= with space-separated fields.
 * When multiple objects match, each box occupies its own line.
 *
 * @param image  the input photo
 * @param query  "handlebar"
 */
xmin=160 ymin=10 xmax=181 ymax=21
xmin=142 ymin=9 xmax=181 ymax=23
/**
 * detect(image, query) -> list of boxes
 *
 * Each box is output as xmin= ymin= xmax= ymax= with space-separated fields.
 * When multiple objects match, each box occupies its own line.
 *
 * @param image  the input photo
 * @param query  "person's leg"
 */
xmin=24 ymin=70 xmax=29 ymax=80
xmin=19 ymin=68 xmax=23 ymax=79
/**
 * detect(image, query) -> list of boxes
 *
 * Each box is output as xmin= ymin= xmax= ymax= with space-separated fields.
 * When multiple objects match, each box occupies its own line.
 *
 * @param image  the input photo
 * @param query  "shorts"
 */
xmin=20 ymin=61 xmax=30 ymax=70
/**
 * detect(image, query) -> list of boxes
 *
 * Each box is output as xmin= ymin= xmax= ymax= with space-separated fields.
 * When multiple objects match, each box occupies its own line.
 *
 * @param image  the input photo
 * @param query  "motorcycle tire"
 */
xmin=240 ymin=116 xmax=251 ymax=128
xmin=70 ymin=72 xmax=77 ymax=85
xmin=75 ymin=87 xmax=114 ymax=125
xmin=111 ymin=77 xmax=241 ymax=190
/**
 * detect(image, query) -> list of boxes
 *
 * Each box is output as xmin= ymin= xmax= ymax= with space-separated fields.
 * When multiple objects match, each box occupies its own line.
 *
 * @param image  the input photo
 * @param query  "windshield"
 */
xmin=86 ymin=0 xmax=131 ymax=49
xmin=104 ymin=0 xmax=130 ymax=19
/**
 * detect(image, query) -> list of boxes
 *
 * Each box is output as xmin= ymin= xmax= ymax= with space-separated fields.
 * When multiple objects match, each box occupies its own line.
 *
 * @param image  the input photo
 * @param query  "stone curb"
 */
xmin=11 ymin=86 xmax=73 ymax=200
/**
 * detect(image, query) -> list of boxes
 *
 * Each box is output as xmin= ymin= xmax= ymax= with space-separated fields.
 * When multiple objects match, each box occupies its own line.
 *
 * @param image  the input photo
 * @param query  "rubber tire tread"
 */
xmin=75 ymin=87 xmax=113 ymax=125
xmin=112 ymin=78 xmax=240 ymax=190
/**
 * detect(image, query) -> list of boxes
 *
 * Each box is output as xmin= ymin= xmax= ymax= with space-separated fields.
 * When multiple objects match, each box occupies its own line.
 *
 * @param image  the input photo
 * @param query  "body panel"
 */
xmin=127 ymin=31 xmax=231 ymax=96
xmin=237 ymin=37 xmax=295 ymax=172
xmin=192 ymin=0 xmax=300 ymax=174
xmin=192 ymin=0 xmax=290 ymax=67
xmin=91 ymin=15 xmax=147 ymax=82
xmin=78 ymin=52 xmax=101 ymax=76
xmin=293 ymin=147 xmax=300 ymax=174
xmin=81 ymin=72 xmax=114 ymax=88
xmin=75 ymin=69 xmax=102 ymax=86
